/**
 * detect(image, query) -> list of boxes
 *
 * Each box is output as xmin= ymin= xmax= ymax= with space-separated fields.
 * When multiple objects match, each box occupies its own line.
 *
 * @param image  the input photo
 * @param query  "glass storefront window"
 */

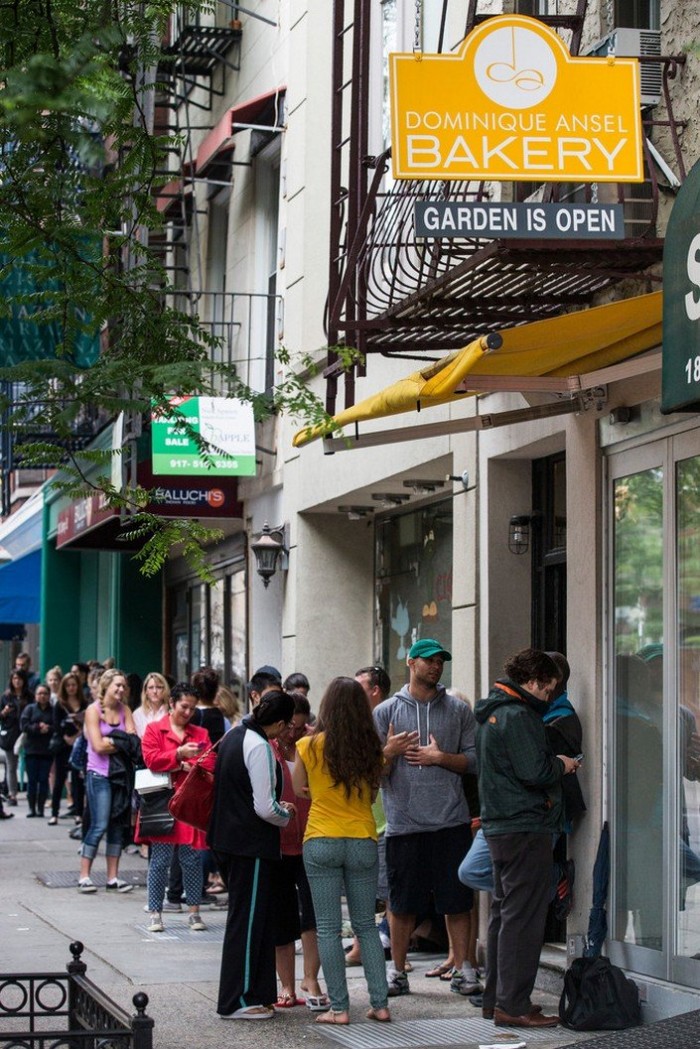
xmin=376 ymin=501 xmax=453 ymax=692
xmin=612 ymin=466 xmax=664 ymax=951
xmin=168 ymin=562 xmax=246 ymax=689
xmin=676 ymin=454 xmax=700 ymax=960
xmin=228 ymin=569 xmax=247 ymax=705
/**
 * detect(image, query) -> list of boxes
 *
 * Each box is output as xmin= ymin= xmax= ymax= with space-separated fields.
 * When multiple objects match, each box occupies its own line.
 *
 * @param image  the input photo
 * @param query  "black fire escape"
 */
xmin=325 ymin=0 xmax=688 ymax=415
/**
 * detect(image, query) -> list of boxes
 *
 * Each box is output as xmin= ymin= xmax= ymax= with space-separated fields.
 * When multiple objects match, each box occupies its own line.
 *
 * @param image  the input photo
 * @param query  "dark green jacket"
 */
xmin=475 ymin=678 xmax=564 ymax=837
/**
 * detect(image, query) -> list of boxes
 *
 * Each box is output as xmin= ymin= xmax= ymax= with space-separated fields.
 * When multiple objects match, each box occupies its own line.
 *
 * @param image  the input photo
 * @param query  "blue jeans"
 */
xmin=303 ymin=837 xmax=388 ymax=1012
xmin=81 ymin=772 xmax=124 ymax=859
xmin=458 ymin=828 xmax=495 ymax=893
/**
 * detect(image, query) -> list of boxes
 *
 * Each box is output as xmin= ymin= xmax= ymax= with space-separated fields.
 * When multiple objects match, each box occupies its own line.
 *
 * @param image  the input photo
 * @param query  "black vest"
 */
xmin=208 ymin=717 xmax=283 ymax=861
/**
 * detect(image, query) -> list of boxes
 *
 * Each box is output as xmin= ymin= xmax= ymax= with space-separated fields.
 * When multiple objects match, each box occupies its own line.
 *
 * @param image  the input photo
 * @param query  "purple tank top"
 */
xmin=86 ymin=700 xmax=126 ymax=775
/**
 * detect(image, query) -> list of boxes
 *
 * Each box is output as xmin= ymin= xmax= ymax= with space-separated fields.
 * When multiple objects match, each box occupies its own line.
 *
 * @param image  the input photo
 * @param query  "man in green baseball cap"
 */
xmin=373 ymin=636 xmax=478 ymax=1000
xmin=407 ymin=639 xmax=452 ymax=662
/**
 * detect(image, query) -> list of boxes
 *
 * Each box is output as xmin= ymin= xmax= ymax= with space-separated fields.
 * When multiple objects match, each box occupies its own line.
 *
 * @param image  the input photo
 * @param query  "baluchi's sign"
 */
xmin=390 ymin=15 xmax=644 ymax=182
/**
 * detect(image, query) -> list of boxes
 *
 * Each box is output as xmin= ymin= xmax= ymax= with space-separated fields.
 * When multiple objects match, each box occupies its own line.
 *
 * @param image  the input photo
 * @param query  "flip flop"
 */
xmin=274 ymin=994 xmax=305 ymax=1008
xmin=439 ymin=967 xmax=459 ymax=982
xmin=305 ymin=994 xmax=331 ymax=1011
xmin=223 ymin=1005 xmax=274 ymax=1020
xmin=425 ymin=962 xmax=453 ymax=978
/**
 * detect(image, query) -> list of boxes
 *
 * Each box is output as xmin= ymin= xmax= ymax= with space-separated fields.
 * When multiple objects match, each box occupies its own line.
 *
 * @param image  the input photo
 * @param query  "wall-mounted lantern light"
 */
xmin=508 ymin=514 xmax=532 ymax=555
xmin=251 ymin=522 xmax=288 ymax=587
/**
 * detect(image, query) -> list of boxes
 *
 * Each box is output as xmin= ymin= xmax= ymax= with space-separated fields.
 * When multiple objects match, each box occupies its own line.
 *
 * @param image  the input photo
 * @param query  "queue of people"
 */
xmin=0 ymin=642 xmax=585 ymax=1033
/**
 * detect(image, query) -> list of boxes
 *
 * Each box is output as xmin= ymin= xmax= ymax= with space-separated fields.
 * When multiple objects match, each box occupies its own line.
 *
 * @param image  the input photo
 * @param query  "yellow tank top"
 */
xmin=296 ymin=733 xmax=377 ymax=841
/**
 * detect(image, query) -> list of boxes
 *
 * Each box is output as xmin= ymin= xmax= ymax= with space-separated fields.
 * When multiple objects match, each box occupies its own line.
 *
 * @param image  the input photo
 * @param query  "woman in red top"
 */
xmin=137 ymin=683 xmax=216 ymax=933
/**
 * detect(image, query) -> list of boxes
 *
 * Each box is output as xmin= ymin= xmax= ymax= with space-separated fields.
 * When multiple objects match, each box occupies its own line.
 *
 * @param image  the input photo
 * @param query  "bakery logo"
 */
xmin=474 ymin=23 xmax=557 ymax=109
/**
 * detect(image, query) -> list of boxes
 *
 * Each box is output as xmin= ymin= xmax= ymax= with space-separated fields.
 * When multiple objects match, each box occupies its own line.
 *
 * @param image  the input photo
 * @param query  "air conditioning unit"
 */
xmin=586 ymin=28 xmax=662 ymax=107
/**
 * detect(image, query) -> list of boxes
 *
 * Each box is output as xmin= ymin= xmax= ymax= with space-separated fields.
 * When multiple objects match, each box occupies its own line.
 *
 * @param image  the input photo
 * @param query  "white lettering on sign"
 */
xmin=684 ymin=233 xmax=700 ymax=322
xmin=404 ymin=133 xmax=628 ymax=174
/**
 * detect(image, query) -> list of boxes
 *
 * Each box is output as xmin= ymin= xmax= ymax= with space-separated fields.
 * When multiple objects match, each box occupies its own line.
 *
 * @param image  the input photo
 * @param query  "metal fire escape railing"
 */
xmin=325 ymin=0 xmax=688 ymax=416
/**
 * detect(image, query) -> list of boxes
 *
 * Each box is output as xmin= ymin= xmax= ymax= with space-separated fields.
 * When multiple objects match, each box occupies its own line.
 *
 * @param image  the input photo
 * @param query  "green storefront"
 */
xmin=40 ymin=429 xmax=163 ymax=677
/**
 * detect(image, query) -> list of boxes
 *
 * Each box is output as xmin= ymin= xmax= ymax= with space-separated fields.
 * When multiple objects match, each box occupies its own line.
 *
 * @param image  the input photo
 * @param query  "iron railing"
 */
xmin=0 ymin=941 xmax=153 ymax=1049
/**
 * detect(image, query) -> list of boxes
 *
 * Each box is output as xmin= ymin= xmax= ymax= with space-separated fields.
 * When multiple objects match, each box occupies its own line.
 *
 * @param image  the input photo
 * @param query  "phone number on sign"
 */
xmin=168 ymin=458 xmax=238 ymax=469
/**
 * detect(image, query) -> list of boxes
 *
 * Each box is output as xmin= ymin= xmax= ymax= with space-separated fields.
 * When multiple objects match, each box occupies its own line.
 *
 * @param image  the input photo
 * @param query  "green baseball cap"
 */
xmin=408 ymin=639 xmax=452 ymax=661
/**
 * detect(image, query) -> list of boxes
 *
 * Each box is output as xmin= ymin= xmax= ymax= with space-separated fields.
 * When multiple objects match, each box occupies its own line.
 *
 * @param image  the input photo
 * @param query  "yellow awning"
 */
xmin=293 ymin=291 xmax=662 ymax=448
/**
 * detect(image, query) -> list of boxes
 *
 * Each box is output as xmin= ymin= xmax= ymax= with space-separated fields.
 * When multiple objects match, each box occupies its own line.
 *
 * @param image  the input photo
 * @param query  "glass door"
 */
xmin=608 ymin=431 xmax=700 ymax=988
xmin=673 ymin=435 xmax=700 ymax=984
xmin=609 ymin=444 xmax=666 ymax=975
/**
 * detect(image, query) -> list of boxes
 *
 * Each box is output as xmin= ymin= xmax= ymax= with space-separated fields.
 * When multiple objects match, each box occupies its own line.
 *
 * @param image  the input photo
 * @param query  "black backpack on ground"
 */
xmin=559 ymin=956 xmax=642 ymax=1030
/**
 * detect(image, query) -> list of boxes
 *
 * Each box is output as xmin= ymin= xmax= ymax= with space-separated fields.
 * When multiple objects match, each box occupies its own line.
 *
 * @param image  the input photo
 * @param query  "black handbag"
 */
xmin=138 ymin=787 xmax=175 ymax=838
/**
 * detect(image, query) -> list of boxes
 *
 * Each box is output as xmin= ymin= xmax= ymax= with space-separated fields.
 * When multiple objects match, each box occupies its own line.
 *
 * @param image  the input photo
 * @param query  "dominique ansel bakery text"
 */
xmin=403 ymin=110 xmax=630 ymax=173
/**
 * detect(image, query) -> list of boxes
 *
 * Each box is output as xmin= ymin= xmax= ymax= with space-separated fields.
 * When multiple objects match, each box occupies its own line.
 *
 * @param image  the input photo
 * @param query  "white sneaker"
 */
xmin=78 ymin=878 xmax=97 ymax=894
xmin=147 ymin=912 xmax=164 ymax=933
xmin=187 ymin=912 xmax=207 ymax=931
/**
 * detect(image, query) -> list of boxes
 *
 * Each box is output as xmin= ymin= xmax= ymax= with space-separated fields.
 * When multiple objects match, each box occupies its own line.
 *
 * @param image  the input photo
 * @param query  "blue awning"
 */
xmin=0 ymin=549 xmax=41 ymax=623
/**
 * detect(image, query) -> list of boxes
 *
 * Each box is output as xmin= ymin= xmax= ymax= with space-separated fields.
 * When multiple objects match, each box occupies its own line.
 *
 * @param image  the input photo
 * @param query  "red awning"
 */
xmin=196 ymin=86 xmax=285 ymax=173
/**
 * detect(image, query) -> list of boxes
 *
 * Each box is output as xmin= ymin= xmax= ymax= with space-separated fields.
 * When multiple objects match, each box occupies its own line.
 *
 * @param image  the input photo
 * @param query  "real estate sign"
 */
xmin=662 ymin=156 xmax=700 ymax=414
xmin=151 ymin=396 xmax=257 ymax=476
xmin=390 ymin=15 xmax=644 ymax=182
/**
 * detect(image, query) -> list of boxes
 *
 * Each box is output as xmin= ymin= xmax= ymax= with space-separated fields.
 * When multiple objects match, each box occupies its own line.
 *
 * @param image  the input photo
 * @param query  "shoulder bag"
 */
xmin=138 ymin=787 xmax=175 ymax=837
xmin=168 ymin=739 xmax=221 ymax=833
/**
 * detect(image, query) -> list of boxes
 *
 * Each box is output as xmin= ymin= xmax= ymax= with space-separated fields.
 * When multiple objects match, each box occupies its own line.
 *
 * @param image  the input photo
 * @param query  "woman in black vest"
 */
xmin=208 ymin=690 xmax=295 ymax=1021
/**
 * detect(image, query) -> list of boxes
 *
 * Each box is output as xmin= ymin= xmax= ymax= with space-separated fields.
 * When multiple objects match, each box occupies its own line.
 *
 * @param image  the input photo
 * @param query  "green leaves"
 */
xmin=0 ymin=0 xmax=330 ymax=579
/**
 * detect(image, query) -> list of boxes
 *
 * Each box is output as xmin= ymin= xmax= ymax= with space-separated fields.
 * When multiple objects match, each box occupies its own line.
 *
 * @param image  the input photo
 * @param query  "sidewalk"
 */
xmin=0 ymin=798 xmax=602 ymax=1049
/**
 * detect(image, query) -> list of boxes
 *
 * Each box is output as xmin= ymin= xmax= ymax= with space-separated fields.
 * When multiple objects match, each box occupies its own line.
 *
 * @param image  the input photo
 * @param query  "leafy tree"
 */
xmin=0 ymin=0 xmax=328 ymax=579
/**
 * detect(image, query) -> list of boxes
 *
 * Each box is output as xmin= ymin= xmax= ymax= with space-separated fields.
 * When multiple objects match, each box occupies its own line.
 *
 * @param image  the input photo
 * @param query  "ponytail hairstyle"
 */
xmin=252 ymin=689 xmax=295 ymax=728
xmin=308 ymin=676 xmax=383 ymax=799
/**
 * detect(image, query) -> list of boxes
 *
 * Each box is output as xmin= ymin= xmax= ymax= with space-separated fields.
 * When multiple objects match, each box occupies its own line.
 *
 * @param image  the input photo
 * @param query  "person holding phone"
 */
xmin=137 ymin=683 xmax=216 ymax=933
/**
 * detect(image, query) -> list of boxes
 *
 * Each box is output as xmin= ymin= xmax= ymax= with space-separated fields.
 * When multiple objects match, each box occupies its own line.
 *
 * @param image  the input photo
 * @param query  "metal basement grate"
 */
xmin=135 ymin=917 xmax=226 ymax=943
xmin=550 ymin=1010 xmax=700 ymax=1049
xmin=313 ymin=1017 xmax=566 ymax=1048
xmin=35 ymin=870 xmax=148 ymax=888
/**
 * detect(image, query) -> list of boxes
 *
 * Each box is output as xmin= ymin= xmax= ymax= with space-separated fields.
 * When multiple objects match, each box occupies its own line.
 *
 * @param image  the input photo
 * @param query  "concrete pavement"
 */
xmin=0 ymin=797 xmax=598 ymax=1049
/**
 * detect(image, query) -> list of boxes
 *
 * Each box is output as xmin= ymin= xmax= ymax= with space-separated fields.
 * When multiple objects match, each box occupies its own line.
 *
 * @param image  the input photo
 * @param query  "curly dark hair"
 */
xmin=307 ymin=677 xmax=383 ymax=799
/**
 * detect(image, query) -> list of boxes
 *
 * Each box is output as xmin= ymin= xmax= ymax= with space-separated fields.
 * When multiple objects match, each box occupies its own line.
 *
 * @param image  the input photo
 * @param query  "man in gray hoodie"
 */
xmin=374 ymin=638 xmax=477 ymax=998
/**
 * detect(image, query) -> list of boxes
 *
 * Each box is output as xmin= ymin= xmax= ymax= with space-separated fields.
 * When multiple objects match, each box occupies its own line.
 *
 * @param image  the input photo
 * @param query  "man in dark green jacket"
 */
xmin=475 ymin=648 xmax=580 ymax=1029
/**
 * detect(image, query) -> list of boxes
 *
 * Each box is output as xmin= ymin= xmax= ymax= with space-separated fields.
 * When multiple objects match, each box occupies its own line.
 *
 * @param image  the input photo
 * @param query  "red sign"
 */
xmin=137 ymin=462 xmax=243 ymax=519
xmin=56 ymin=492 xmax=118 ymax=549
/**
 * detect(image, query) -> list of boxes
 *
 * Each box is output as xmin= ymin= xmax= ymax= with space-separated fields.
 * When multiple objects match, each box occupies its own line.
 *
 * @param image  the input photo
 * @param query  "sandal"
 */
xmin=315 ymin=1010 xmax=349 ymax=1025
xmin=223 ymin=1005 xmax=274 ymax=1020
xmin=366 ymin=1007 xmax=391 ymax=1023
xmin=305 ymin=994 xmax=331 ymax=1012
xmin=426 ymin=961 xmax=453 ymax=978
xmin=439 ymin=967 xmax=459 ymax=982
xmin=274 ymin=993 xmax=305 ymax=1008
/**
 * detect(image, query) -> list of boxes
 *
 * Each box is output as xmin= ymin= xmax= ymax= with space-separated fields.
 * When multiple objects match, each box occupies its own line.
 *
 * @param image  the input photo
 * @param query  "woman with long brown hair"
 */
xmin=292 ymin=676 xmax=389 ymax=1025
xmin=48 ymin=672 xmax=88 ymax=825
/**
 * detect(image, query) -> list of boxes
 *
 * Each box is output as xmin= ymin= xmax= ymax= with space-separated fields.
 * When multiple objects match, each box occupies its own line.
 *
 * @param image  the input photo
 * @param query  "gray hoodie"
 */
xmin=374 ymin=684 xmax=475 ymax=836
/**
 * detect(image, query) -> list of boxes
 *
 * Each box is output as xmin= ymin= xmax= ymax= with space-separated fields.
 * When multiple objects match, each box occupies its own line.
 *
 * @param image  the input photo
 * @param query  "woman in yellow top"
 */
xmin=293 ymin=676 xmax=389 ymax=1025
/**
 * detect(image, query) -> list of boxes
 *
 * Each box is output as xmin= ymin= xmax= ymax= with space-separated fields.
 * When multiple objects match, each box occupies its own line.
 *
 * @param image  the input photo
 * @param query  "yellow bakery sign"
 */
xmin=389 ymin=15 xmax=644 ymax=182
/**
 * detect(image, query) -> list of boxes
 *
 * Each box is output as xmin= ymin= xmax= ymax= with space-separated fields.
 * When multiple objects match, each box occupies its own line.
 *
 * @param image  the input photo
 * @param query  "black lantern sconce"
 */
xmin=508 ymin=514 xmax=532 ymax=555
xmin=251 ymin=522 xmax=288 ymax=587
